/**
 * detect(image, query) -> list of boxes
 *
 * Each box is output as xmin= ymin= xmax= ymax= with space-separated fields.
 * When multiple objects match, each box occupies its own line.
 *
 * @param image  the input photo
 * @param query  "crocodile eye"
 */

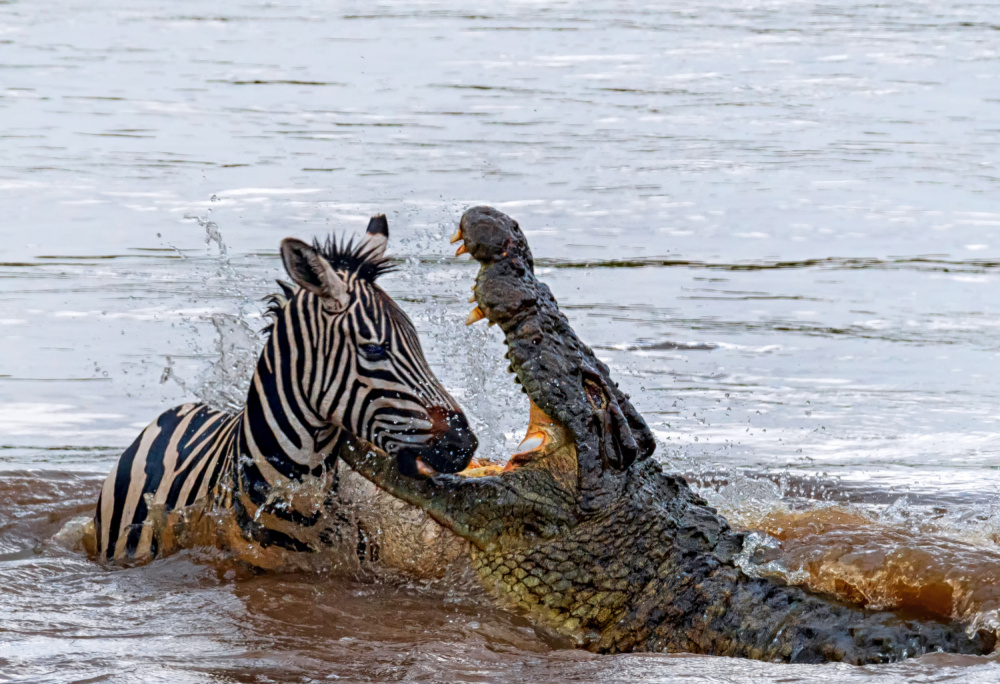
xmin=360 ymin=343 xmax=388 ymax=361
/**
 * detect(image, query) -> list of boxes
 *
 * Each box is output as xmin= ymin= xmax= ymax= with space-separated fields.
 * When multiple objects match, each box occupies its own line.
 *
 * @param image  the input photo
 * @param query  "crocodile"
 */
xmin=334 ymin=205 xmax=997 ymax=664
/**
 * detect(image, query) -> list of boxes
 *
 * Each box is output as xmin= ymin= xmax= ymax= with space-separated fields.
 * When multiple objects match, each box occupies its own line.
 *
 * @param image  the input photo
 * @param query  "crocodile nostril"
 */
xmin=584 ymin=377 xmax=608 ymax=409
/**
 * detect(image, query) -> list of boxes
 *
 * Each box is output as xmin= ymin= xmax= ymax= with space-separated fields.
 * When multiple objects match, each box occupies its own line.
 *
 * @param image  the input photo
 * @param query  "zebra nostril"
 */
xmin=444 ymin=409 xmax=468 ymax=431
xmin=441 ymin=409 xmax=478 ymax=457
xmin=441 ymin=409 xmax=477 ymax=444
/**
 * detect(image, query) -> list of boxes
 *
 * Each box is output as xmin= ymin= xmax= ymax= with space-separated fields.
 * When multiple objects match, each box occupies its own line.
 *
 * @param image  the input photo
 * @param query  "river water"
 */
xmin=2 ymin=0 xmax=1000 ymax=681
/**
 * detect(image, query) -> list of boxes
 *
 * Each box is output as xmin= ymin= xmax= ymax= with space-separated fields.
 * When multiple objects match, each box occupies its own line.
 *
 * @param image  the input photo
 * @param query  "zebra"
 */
xmin=93 ymin=215 xmax=478 ymax=566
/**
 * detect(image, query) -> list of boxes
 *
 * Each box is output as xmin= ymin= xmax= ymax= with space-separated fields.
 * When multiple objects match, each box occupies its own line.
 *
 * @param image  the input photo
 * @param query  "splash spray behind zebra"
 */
xmin=93 ymin=216 xmax=478 ymax=566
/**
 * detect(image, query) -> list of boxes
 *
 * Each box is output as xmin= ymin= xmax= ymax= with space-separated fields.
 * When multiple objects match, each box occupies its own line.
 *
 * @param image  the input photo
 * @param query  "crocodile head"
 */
xmin=454 ymin=205 xmax=657 ymax=508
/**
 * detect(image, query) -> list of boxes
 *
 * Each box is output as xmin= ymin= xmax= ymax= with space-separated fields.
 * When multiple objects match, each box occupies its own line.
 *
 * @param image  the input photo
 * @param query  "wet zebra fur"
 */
xmin=94 ymin=215 xmax=478 ymax=563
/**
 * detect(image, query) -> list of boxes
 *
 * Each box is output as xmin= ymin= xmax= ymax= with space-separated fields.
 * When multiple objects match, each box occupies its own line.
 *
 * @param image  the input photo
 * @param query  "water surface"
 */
xmin=2 ymin=1 xmax=1000 ymax=681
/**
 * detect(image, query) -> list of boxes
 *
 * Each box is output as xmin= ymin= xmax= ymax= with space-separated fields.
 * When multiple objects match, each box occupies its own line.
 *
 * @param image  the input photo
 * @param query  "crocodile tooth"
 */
xmin=468 ymin=294 xmax=477 ymax=303
xmin=455 ymin=244 xmax=468 ymax=256
xmin=449 ymin=229 xmax=463 ymax=244
xmin=513 ymin=435 xmax=544 ymax=455
xmin=465 ymin=307 xmax=486 ymax=325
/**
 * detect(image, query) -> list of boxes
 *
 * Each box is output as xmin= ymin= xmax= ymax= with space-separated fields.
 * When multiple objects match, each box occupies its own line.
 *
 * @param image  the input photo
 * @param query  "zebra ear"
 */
xmin=360 ymin=214 xmax=388 ymax=260
xmin=280 ymin=238 xmax=350 ymax=312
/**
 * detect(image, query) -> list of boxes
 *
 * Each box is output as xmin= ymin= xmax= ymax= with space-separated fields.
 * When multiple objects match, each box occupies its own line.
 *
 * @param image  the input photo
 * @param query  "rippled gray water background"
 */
xmin=2 ymin=1 xmax=1000 ymax=681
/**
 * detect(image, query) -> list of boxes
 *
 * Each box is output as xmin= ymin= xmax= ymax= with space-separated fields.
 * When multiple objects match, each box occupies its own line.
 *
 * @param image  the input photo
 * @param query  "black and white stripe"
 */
xmin=95 ymin=216 xmax=477 ymax=563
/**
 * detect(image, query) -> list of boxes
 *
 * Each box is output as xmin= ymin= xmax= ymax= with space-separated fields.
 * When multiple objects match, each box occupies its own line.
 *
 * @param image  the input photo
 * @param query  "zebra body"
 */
xmin=94 ymin=216 xmax=477 ymax=568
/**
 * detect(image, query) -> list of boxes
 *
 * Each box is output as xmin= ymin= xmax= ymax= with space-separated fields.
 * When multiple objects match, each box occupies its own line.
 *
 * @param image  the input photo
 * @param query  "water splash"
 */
xmin=194 ymin=313 xmax=260 ymax=412
xmin=389 ymin=220 xmax=527 ymax=465
xmin=167 ymin=213 xmax=267 ymax=412
xmin=702 ymin=473 xmax=787 ymax=530
xmin=696 ymin=472 xmax=1000 ymax=634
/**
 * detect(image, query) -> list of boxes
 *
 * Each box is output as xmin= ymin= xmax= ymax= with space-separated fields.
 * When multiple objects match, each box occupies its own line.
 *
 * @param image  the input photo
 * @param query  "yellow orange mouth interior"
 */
xmin=455 ymin=398 xmax=557 ymax=479
xmin=504 ymin=398 xmax=556 ymax=470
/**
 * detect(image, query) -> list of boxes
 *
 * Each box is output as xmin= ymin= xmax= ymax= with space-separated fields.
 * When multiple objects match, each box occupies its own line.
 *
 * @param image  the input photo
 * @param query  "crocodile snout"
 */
xmin=455 ymin=205 xmax=534 ymax=267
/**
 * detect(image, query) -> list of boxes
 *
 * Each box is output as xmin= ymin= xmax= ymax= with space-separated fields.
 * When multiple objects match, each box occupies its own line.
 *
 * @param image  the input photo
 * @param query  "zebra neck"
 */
xmin=225 ymin=399 xmax=347 ymax=547
xmin=233 ymin=333 xmax=343 ymax=487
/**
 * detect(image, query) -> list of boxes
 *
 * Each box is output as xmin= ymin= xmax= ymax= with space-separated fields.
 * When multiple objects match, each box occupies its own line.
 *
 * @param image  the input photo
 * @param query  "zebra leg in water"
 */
xmin=93 ymin=215 xmax=479 ymax=568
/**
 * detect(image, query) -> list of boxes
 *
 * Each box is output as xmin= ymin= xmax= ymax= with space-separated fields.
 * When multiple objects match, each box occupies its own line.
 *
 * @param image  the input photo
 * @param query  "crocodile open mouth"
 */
xmin=447 ymin=394 xmax=563 ymax=479
xmin=506 ymin=398 xmax=557 ymax=468
xmin=447 ymin=224 xmax=571 ymax=479
xmin=409 ymin=375 xmax=557 ymax=478
xmin=437 ymin=205 xmax=654 ymax=483
xmin=411 ymin=403 xmax=554 ymax=477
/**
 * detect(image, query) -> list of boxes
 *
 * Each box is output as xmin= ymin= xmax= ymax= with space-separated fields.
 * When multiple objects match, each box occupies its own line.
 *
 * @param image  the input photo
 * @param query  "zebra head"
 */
xmin=276 ymin=215 xmax=478 ymax=476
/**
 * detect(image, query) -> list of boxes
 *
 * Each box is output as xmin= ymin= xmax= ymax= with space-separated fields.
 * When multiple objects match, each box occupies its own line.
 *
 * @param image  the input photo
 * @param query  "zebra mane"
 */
xmin=263 ymin=279 xmax=296 ymax=329
xmin=261 ymin=232 xmax=394 ymax=334
xmin=314 ymin=233 xmax=395 ymax=283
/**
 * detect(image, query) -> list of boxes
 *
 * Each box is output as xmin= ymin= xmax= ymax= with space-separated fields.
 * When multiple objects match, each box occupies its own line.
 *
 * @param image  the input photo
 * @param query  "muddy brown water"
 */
xmin=3 ymin=1 xmax=1000 ymax=681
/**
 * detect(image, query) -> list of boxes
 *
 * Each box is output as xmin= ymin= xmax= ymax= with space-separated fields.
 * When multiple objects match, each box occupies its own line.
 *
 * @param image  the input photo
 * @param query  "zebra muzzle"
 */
xmin=396 ymin=408 xmax=478 ymax=477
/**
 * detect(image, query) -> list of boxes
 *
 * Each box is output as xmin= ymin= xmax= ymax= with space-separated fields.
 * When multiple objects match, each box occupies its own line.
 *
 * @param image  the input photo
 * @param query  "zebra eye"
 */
xmin=359 ymin=343 xmax=388 ymax=361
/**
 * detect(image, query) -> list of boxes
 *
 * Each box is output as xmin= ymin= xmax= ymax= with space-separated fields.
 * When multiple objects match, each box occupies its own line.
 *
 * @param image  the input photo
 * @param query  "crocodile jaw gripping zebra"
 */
xmin=93 ymin=215 xmax=478 ymax=566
